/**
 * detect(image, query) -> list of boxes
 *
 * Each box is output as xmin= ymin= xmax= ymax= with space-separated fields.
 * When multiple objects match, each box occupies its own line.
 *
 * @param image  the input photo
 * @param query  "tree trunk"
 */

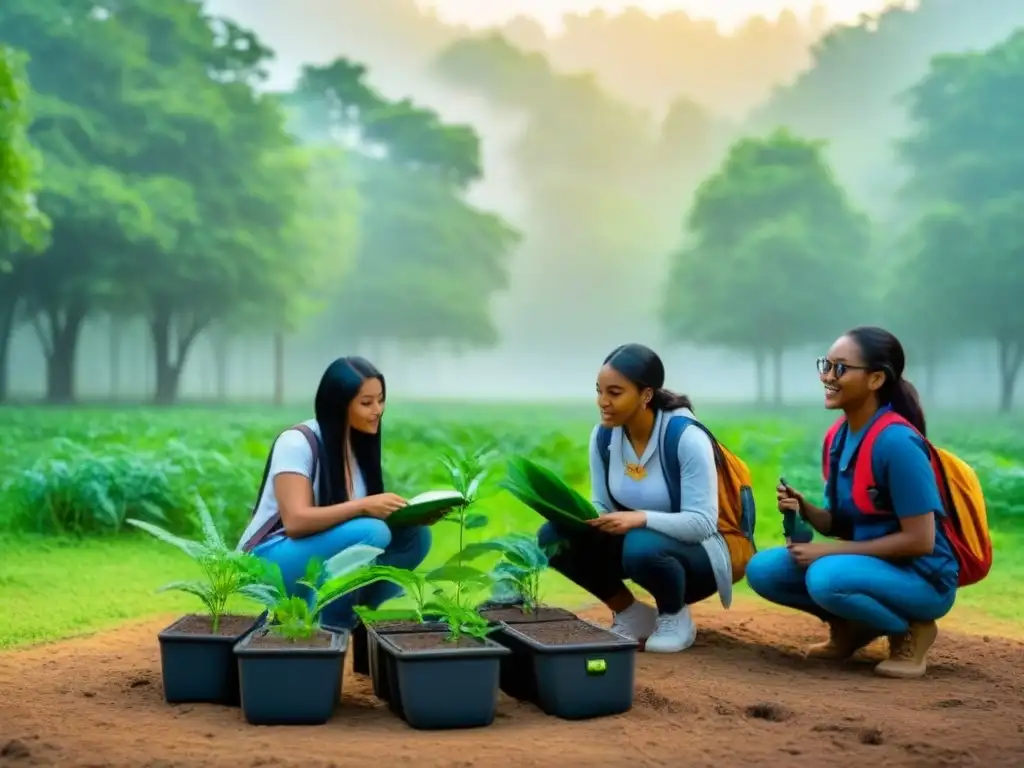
xmin=753 ymin=349 xmax=767 ymax=405
xmin=148 ymin=308 xmax=207 ymax=405
xmin=32 ymin=302 xmax=88 ymax=404
xmin=212 ymin=329 xmax=229 ymax=401
xmin=109 ymin=316 xmax=121 ymax=399
xmin=273 ymin=331 xmax=285 ymax=407
xmin=772 ymin=347 xmax=784 ymax=407
xmin=997 ymin=337 xmax=1023 ymax=413
xmin=0 ymin=298 xmax=16 ymax=403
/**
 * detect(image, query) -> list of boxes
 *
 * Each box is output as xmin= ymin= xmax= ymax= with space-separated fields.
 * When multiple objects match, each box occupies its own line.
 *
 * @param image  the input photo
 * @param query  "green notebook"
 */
xmin=386 ymin=489 xmax=465 ymax=527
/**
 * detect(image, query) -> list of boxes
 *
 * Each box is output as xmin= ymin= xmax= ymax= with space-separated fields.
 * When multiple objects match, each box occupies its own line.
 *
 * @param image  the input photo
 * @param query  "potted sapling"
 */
xmin=462 ymin=533 xmax=578 ymax=625
xmin=234 ymin=544 xmax=409 ymax=725
xmin=369 ymin=584 xmax=512 ymax=730
xmin=354 ymin=445 xmax=495 ymax=681
xmin=483 ymin=538 xmax=640 ymax=719
xmin=126 ymin=498 xmax=266 ymax=706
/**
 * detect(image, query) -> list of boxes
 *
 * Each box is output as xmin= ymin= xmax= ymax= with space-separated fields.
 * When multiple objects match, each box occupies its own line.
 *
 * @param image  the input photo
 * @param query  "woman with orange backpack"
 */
xmin=536 ymin=343 xmax=757 ymax=653
xmin=746 ymin=326 xmax=991 ymax=679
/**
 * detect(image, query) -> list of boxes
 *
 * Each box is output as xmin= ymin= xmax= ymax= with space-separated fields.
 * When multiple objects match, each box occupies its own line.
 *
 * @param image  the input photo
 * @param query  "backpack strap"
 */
xmin=240 ymin=424 xmax=320 ymax=552
xmin=851 ymin=410 xmax=909 ymax=514
xmin=596 ymin=425 xmax=620 ymax=510
xmin=657 ymin=415 xmax=693 ymax=513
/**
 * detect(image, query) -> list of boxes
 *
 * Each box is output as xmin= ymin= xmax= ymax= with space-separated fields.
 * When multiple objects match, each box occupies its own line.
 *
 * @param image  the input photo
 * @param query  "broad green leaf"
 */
xmin=323 ymin=544 xmax=385 ymax=578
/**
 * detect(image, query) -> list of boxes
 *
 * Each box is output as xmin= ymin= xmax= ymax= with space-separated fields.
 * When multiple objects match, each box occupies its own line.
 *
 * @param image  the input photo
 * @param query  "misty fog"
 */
xmin=3 ymin=0 xmax=1021 ymax=407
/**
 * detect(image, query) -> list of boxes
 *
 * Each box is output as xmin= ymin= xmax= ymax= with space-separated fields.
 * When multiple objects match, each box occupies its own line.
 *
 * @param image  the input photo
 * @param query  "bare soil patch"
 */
xmin=1 ymin=603 xmax=1022 ymax=767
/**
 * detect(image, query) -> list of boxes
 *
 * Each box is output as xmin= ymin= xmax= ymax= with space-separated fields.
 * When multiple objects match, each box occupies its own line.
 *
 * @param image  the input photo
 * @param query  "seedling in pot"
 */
xmin=459 ymin=534 xmax=577 ymax=625
xmin=233 ymin=544 xmax=414 ymax=725
xmin=127 ymin=495 xmax=262 ymax=634
xmin=125 ymin=496 xmax=266 ymax=705
xmin=240 ymin=544 xmax=410 ymax=642
xmin=435 ymin=445 xmax=497 ymax=607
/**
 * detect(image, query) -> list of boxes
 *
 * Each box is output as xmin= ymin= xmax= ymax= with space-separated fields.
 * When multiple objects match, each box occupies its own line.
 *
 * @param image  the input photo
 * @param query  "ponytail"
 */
xmin=651 ymin=387 xmax=694 ymax=412
xmin=887 ymin=378 xmax=926 ymax=436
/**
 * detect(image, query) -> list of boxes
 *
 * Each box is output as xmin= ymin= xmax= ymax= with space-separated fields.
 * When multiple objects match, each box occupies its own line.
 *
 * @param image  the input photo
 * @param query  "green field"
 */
xmin=1 ymin=403 xmax=1022 ymax=649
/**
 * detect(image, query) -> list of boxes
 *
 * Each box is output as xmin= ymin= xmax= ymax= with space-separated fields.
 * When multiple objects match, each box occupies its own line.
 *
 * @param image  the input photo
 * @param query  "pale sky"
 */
xmin=423 ymin=0 xmax=903 ymax=32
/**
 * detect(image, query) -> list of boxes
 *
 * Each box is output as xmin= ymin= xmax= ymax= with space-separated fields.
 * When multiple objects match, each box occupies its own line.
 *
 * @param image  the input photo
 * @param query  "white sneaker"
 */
xmin=644 ymin=606 xmax=698 ymax=653
xmin=609 ymin=601 xmax=657 ymax=641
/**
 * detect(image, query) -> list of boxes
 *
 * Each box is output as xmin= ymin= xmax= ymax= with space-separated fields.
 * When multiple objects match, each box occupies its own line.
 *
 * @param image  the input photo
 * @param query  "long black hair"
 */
xmin=603 ymin=343 xmax=694 ymax=412
xmin=314 ymin=356 xmax=386 ymax=506
xmin=846 ymin=326 xmax=927 ymax=436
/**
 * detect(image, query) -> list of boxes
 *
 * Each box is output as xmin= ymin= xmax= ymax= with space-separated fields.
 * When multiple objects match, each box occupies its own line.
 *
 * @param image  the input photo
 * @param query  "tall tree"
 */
xmin=750 ymin=0 xmax=1024 ymax=215
xmin=290 ymin=59 xmax=518 ymax=357
xmin=0 ymin=44 xmax=49 ymax=402
xmin=660 ymin=129 xmax=871 ymax=404
xmin=897 ymin=29 xmax=1024 ymax=411
xmin=1 ymin=0 xmax=190 ymax=401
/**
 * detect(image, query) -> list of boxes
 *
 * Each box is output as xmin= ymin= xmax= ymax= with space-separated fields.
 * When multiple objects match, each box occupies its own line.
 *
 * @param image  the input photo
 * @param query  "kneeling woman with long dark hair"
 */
xmin=539 ymin=343 xmax=734 ymax=653
xmin=237 ymin=356 xmax=432 ymax=628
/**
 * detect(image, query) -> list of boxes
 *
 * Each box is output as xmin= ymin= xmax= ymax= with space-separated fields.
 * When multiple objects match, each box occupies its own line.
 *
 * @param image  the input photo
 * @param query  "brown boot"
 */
xmin=874 ymin=621 xmax=938 ymax=679
xmin=806 ymin=619 xmax=881 ymax=660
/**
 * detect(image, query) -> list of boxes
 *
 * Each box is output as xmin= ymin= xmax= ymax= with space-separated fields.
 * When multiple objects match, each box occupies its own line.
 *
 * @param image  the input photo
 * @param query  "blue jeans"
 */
xmin=253 ymin=518 xmax=431 ymax=629
xmin=538 ymin=521 xmax=717 ymax=614
xmin=745 ymin=546 xmax=956 ymax=634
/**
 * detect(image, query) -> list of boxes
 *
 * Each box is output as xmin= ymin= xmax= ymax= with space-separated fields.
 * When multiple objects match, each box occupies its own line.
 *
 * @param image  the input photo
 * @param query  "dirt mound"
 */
xmin=1 ymin=603 xmax=1022 ymax=767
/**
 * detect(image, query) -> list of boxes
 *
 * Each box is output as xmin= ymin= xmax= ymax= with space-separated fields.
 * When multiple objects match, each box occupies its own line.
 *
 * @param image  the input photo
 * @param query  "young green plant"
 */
xmin=457 ymin=533 xmax=556 ymax=613
xmin=126 ymin=495 xmax=260 ymax=633
xmin=436 ymin=444 xmax=497 ymax=607
xmin=240 ymin=544 xmax=413 ymax=640
xmin=354 ymin=571 xmax=496 ymax=643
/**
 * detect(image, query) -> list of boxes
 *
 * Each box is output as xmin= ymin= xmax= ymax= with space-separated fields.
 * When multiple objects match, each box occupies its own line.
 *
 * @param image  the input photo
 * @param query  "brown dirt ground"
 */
xmin=1 ymin=602 xmax=1022 ymax=768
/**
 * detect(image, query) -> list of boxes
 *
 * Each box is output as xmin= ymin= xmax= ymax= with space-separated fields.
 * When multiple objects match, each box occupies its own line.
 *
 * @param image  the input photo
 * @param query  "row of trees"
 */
xmin=0 ymin=0 xmax=517 ymax=404
xmin=662 ymin=27 xmax=1024 ymax=410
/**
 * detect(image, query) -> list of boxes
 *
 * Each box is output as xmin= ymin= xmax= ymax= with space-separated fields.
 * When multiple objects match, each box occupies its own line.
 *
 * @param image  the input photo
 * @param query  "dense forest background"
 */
xmin=2 ymin=0 xmax=1024 ymax=409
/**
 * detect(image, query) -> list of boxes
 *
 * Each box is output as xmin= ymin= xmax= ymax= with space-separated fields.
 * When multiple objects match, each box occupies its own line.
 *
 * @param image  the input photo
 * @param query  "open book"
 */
xmin=386 ymin=489 xmax=465 ymax=527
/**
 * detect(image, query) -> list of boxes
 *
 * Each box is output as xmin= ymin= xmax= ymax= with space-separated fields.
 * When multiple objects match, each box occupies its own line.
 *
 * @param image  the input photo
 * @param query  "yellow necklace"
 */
xmin=625 ymin=462 xmax=647 ymax=481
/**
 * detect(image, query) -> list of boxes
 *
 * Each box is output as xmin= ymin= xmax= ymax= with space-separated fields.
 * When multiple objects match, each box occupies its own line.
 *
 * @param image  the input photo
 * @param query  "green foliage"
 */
xmin=241 ymin=544 xmax=411 ymax=641
xmin=0 ymin=44 xmax=48 ymax=261
xmin=501 ymin=455 xmax=599 ymax=529
xmin=289 ymin=60 xmax=518 ymax=354
xmin=457 ymin=533 xmax=555 ymax=611
xmin=125 ymin=496 xmax=259 ymax=632
xmin=660 ymin=129 xmax=871 ymax=401
xmin=895 ymin=29 xmax=1024 ymax=410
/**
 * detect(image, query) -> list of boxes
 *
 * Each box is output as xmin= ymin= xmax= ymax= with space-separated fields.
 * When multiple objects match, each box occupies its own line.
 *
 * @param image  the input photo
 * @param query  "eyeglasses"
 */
xmin=816 ymin=357 xmax=870 ymax=378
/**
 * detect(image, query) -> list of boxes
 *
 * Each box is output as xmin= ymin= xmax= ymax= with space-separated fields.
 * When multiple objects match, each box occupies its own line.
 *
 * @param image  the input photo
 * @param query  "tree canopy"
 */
xmin=892 ymin=28 xmax=1024 ymax=411
xmin=660 ymin=129 xmax=871 ymax=403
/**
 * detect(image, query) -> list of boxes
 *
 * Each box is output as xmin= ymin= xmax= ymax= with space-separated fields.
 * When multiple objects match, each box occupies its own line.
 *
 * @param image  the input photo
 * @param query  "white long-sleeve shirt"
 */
xmin=589 ymin=407 xmax=734 ymax=608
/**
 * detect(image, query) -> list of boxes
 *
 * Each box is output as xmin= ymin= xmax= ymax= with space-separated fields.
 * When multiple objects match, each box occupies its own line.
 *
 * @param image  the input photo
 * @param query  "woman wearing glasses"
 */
xmin=745 ymin=326 xmax=958 ymax=679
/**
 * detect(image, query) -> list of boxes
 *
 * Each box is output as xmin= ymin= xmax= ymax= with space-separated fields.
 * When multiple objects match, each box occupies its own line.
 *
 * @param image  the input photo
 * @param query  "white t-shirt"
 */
xmin=237 ymin=419 xmax=366 ymax=549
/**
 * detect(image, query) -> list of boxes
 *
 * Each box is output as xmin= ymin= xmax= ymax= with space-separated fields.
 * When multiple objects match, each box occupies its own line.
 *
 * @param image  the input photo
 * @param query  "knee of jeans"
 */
xmin=805 ymin=558 xmax=852 ymax=604
xmin=334 ymin=517 xmax=392 ymax=552
xmin=620 ymin=529 xmax=667 ymax=576
xmin=744 ymin=547 xmax=792 ymax=595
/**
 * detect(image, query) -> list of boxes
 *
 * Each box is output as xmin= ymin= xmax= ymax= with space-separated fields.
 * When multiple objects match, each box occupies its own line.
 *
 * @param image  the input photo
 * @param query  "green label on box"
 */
xmin=586 ymin=658 xmax=607 ymax=675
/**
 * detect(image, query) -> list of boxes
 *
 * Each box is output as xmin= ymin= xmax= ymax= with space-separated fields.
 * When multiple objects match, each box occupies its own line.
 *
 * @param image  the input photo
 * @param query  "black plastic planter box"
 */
xmin=492 ymin=617 xmax=638 ymax=719
xmin=156 ymin=611 xmax=266 ymax=706
xmin=334 ymin=621 xmax=368 ymax=675
xmin=374 ymin=629 xmax=511 ymax=730
xmin=234 ymin=627 xmax=348 ymax=725
xmin=367 ymin=620 xmax=447 ymax=701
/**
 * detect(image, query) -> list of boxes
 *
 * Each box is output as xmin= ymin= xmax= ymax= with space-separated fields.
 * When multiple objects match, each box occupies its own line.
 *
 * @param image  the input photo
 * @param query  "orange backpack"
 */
xmin=822 ymin=412 xmax=993 ymax=587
